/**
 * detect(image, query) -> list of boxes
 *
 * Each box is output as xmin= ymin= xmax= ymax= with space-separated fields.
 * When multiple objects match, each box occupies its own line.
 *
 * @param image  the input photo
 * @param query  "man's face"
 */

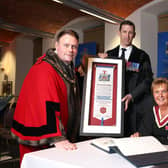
xmin=55 ymin=34 xmax=78 ymax=63
xmin=119 ymin=24 xmax=135 ymax=47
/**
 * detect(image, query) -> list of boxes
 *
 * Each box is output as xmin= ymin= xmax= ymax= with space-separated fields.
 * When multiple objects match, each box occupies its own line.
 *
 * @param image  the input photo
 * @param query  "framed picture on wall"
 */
xmin=80 ymin=57 xmax=124 ymax=137
xmin=75 ymin=42 xmax=97 ymax=67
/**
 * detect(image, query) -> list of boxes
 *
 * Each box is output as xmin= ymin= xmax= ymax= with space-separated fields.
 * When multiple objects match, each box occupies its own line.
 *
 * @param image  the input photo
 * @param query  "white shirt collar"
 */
xmin=119 ymin=45 xmax=133 ymax=61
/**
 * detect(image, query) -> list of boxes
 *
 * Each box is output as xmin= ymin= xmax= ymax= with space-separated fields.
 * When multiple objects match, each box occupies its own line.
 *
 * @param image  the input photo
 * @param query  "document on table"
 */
xmin=91 ymin=136 xmax=167 ymax=156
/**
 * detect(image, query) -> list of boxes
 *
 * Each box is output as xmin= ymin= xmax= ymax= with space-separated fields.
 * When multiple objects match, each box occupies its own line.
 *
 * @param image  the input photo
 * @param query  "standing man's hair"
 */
xmin=56 ymin=29 xmax=79 ymax=42
xmin=119 ymin=20 xmax=135 ymax=33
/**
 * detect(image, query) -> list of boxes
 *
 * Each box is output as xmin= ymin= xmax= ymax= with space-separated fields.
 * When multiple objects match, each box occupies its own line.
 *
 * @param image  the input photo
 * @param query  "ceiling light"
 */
xmin=52 ymin=0 xmax=63 ymax=4
xmin=80 ymin=9 xmax=116 ymax=24
xmin=52 ymin=0 xmax=124 ymax=24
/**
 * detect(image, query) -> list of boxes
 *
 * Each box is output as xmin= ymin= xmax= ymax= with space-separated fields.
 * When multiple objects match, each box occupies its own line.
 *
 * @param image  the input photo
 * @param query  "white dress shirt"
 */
xmin=119 ymin=45 xmax=133 ymax=61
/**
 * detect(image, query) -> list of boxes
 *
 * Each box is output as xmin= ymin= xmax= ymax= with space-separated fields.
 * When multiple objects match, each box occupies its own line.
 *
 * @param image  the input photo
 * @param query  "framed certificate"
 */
xmin=80 ymin=57 xmax=124 ymax=137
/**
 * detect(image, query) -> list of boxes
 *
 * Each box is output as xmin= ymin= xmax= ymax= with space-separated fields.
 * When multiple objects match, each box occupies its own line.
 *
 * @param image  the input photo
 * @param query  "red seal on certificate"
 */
xmin=100 ymin=107 xmax=106 ymax=114
xmin=165 ymin=126 xmax=168 ymax=131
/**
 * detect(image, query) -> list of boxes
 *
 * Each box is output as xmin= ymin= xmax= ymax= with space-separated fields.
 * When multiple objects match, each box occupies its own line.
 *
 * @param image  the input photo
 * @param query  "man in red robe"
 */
xmin=11 ymin=30 xmax=81 ymax=163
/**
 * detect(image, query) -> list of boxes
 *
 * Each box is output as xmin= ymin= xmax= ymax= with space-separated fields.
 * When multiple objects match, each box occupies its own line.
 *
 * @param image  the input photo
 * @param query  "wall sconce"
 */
xmin=0 ymin=67 xmax=5 ymax=71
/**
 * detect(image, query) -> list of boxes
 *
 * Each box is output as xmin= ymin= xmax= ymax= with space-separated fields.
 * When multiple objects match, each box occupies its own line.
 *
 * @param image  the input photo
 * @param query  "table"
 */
xmin=21 ymin=139 xmax=168 ymax=168
xmin=21 ymin=139 xmax=137 ymax=168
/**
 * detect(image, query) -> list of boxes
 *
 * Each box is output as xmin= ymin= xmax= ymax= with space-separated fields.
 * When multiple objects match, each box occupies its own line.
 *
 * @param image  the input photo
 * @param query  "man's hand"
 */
xmin=54 ymin=140 xmax=77 ymax=150
xmin=122 ymin=94 xmax=132 ymax=111
xmin=98 ymin=53 xmax=108 ymax=59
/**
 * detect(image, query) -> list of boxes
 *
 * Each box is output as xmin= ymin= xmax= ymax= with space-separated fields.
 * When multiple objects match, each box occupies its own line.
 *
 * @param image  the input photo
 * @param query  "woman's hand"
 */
xmin=54 ymin=140 xmax=77 ymax=150
xmin=130 ymin=132 xmax=140 ymax=137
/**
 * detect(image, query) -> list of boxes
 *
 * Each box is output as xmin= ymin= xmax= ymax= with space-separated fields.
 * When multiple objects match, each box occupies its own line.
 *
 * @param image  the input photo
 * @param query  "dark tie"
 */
xmin=121 ymin=48 xmax=127 ymax=95
xmin=121 ymin=48 xmax=127 ymax=59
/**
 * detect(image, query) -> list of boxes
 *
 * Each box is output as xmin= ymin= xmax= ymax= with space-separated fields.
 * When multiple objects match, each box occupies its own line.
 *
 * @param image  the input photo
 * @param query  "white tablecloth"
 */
xmin=21 ymin=139 xmax=136 ymax=168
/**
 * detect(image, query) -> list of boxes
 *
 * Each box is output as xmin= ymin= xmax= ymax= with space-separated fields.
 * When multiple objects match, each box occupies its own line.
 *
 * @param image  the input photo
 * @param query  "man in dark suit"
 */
xmin=99 ymin=20 xmax=153 ymax=136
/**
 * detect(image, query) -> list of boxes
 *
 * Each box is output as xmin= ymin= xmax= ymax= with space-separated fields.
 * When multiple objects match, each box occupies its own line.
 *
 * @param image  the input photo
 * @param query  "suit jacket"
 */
xmin=107 ymin=45 xmax=153 ymax=102
xmin=107 ymin=45 xmax=153 ymax=135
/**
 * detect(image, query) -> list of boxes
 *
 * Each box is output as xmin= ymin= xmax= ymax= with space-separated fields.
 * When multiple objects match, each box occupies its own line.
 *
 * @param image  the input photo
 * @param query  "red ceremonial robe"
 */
xmin=11 ymin=58 xmax=69 ymax=145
